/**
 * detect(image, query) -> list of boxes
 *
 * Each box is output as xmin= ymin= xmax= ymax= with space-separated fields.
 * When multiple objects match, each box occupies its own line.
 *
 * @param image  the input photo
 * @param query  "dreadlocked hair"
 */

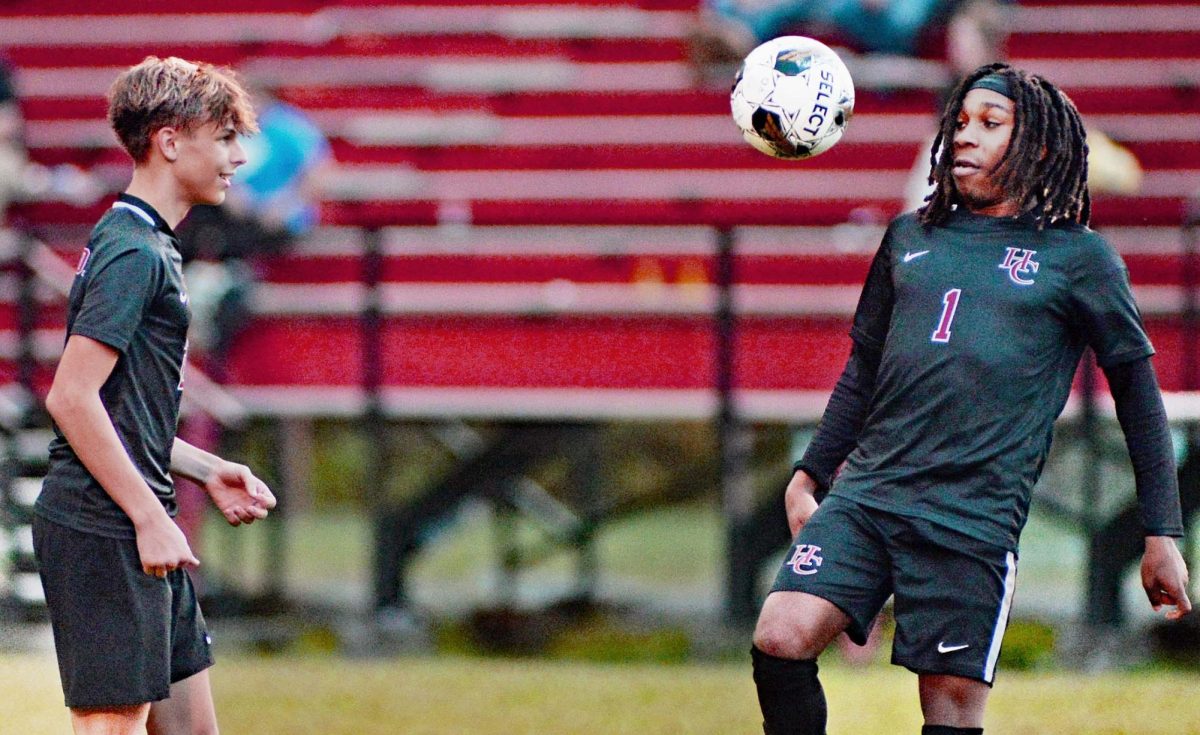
xmin=919 ymin=63 xmax=1091 ymax=229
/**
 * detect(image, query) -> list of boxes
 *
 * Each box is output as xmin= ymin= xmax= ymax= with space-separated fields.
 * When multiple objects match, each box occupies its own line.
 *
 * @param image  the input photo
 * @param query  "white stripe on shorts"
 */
xmin=983 ymin=551 xmax=1018 ymax=683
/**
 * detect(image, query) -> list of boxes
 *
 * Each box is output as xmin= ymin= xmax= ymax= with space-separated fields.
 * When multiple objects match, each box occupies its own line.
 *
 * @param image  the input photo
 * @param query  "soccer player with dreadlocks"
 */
xmin=749 ymin=63 xmax=1191 ymax=734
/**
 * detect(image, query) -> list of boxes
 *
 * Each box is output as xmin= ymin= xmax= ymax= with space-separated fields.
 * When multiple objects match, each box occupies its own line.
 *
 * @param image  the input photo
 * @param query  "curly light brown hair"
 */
xmin=107 ymin=56 xmax=258 ymax=163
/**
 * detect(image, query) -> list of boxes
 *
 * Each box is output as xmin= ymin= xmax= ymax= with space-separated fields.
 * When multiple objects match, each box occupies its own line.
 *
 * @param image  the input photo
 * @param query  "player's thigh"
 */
xmin=890 ymin=523 xmax=1017 ymax=685
xmin=759 ymin=495 xmax=893 ymax=654
xmin=70 ymin=704 xmax=151 ymax=735
xmin=148 ymin=669 xmax=218 ymax=735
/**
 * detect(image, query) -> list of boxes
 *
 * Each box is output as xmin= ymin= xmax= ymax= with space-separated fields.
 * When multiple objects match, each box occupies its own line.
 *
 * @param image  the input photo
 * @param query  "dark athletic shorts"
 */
xmin=769 ymin=495 xmax=1017 ymax=684
xmin=33 ymin=515 xmax=215 ymax=708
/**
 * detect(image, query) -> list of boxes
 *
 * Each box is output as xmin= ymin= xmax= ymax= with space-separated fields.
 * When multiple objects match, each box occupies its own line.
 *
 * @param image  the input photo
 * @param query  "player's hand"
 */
xmin=204 ymin=460 xmax=276 ymax=527
xmin=1141 ymin=535 xmax=1192 ymax=620
xmin=134 ymin=512 xmax=200 ymax=578
xmin=784 ymin=470 xmax=821 ymax=538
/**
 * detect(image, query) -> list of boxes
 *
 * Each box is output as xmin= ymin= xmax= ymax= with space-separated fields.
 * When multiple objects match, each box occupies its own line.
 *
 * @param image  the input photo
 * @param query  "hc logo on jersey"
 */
xmin=787 ymin=544 xmax=823 ymax=575
xmin=998 ymin=247 xmax=1039 ymax=286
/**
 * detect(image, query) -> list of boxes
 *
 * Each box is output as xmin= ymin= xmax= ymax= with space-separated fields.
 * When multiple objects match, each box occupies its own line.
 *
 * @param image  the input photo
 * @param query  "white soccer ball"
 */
xmin=730 ymin=36 xmax=855 ymax=160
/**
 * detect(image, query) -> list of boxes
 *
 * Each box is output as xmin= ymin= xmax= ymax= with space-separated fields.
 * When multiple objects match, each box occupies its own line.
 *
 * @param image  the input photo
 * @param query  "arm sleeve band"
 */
xmin=1103 ymin=356 xmax=1184 ymax=537
xmin=793 ymin=233 xmax=894 ymax=493
xmin=793 ymin=340 xmax=882 ymax=493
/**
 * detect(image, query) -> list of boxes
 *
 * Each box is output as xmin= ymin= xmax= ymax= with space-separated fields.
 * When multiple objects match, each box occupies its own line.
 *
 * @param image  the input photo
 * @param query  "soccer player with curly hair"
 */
xmin=750 ymin=63 xmax=1191 ymax=734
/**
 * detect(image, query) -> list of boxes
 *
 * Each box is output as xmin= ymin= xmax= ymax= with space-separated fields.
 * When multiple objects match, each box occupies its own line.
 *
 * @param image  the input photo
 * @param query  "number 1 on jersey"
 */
xmin=931 ymin=288 xmax=961 ymax=343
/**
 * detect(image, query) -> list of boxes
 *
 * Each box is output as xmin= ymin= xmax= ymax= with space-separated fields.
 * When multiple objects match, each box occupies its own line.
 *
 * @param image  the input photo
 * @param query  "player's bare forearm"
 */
xmin=784 ymin=469 xmax=820 ymax=538
xmin=169 ymin=437 xmax=222 ymax=485
xmin=172 ymin=438 xmax=277 ymax=526
xmin=1141 ymin=535 xmax=1192 ymax=619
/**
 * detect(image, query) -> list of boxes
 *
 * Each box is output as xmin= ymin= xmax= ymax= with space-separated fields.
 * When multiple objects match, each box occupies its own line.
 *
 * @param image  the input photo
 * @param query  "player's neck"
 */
xmin=124 ymin=166 xmax=190 ymax=230
xmin=964 ymin=198 xmax=1020 ymax=218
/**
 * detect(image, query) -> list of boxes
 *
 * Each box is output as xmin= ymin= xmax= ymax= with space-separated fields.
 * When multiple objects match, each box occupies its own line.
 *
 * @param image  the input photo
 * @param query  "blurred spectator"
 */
xmin=210 ymin=81 xmax=332 ymax=251
xmin=1084 ymin=129 xmax=1144 ymax=196
xmin=178 ymin=78 xmax=333 ymax=373
xmin=690 ymin=0 xmax=1009 ymax=86
xmin=0 ymin=54 xmax=102 ymax=224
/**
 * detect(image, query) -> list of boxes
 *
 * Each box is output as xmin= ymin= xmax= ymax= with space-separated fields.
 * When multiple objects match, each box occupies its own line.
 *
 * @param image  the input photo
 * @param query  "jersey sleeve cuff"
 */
xmin=848 ymin=326 xmax=883 ymax=353
xmin=69 ymin=325 xmax=130 ymax=353
xmin=1143 ymin=527 xmax=1185 ymax=538
xmin=1095 ymin=345 xmax=1155 ymax=369
xmin=792 ymin=459 xmax=831 ymax=498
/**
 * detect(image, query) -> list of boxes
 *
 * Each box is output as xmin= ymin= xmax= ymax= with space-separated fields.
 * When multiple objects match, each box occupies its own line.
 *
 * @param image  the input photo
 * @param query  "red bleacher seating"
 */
xmin=2 ymin=0 xmax=1198 ymax=419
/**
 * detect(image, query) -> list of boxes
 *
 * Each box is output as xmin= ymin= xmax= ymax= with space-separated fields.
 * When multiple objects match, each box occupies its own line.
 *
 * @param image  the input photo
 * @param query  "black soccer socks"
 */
xmin=751 ymin=645 xmax=827 ymax=735
xmin=922 ymin=727 xmax=984 ymax=735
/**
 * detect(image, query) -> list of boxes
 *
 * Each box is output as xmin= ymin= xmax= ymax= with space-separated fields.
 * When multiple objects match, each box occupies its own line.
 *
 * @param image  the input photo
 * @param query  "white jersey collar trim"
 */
xmin=111 ymin=200 xmax=156 ymax=227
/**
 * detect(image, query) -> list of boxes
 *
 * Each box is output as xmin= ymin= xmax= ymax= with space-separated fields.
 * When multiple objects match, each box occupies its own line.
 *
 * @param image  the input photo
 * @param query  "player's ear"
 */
xmin=152 ymin=126 xmax=181 ymax=163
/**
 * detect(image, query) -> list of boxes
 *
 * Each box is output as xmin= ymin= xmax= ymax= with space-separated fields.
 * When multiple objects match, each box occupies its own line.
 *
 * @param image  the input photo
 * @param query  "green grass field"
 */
xmin=12 ymin=452 xmax=1193 ymax=734
xmin=4 ymin=652 xmax=1200 ymax=734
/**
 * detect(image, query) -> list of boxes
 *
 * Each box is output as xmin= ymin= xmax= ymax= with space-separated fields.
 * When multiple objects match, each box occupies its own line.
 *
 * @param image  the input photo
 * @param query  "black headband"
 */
xmin=968 ymin=73 xmax=1014 ymax=100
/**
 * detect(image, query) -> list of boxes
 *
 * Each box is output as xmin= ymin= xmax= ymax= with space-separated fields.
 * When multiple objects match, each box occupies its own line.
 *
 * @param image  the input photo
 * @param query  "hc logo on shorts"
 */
xmin=998 ymin=247 xmax=1039 ymax=286
xmin=787 ymin=544 xmax=823 ymax=575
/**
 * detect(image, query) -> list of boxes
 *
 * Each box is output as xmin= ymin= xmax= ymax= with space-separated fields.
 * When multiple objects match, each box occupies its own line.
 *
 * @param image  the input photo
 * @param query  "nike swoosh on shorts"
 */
xmin=937 ymin=642 xmax=970 ymax=654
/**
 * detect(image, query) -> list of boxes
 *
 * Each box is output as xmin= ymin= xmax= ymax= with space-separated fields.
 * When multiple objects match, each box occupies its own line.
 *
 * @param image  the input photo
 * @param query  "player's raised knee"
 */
xmin=752 ymin=620 xmax=825 ymax=660
xmin=753 ymin=592 xmax=844 ymax=660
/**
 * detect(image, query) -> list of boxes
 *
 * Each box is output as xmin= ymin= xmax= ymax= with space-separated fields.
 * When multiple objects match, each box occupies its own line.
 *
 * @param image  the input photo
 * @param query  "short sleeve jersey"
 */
xmin=36 ymin=194 xmax=191 ymax=539
xmin=831 ymin=209 xmax=1153 ymax=550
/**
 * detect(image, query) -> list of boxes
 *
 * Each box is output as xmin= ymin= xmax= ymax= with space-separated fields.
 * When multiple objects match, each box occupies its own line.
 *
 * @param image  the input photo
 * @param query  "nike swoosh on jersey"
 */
xmin=937 ymin=642 xmax=970 ymax=654
xmin=903 ymin=250 xmax=930 ymax=263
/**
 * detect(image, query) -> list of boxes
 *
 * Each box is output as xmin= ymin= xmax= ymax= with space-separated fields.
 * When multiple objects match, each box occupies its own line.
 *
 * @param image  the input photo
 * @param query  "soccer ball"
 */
xmin=730 ymin=36 xmax=855 ymax=160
